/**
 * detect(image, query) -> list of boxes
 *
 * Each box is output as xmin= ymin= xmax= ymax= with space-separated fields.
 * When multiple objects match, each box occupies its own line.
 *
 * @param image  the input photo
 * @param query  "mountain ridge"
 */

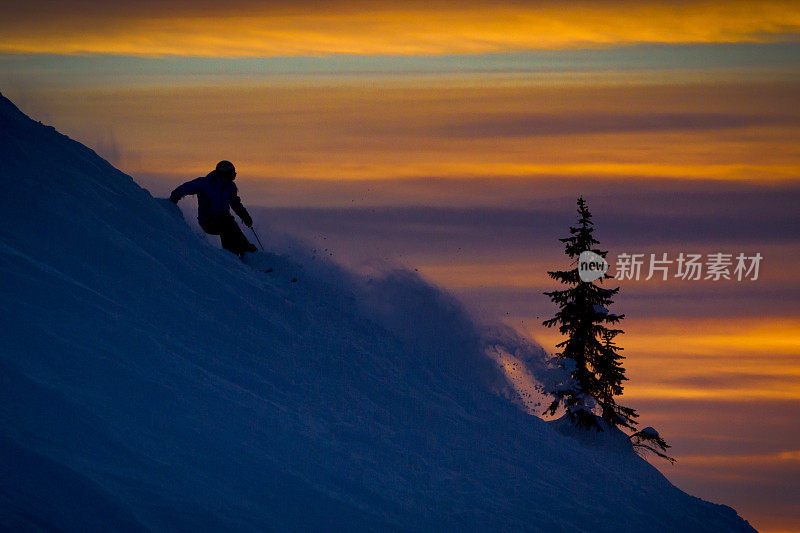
xmin=0 ymin=91 xmax=756 ymax=532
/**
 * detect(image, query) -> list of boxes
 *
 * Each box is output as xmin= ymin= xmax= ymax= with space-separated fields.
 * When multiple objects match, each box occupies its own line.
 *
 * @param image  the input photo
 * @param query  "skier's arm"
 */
xmin=169 ymin=177 xmax=204 ymax=203
xmin=230 ymin=188 xmax=253 ymax=227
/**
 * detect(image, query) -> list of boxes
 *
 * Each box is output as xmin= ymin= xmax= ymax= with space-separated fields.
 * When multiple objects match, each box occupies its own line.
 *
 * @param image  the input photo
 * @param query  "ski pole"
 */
xmin=250 ymin=226 xmax=265 ymax=251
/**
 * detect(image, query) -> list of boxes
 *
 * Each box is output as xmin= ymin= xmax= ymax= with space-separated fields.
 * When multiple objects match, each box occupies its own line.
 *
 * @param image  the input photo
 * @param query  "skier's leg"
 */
xmin=219 ymin=215 xmax=256 ymax=255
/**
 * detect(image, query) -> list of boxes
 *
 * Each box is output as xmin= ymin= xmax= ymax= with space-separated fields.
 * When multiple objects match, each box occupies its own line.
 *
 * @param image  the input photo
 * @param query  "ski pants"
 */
xmin=199 ymin=214 xmax=254 ymax=255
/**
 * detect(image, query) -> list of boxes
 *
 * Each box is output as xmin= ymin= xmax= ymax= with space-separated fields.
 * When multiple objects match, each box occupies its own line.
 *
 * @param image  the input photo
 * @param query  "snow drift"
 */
xmin=0 ymin=92 xmax=755 ymax=532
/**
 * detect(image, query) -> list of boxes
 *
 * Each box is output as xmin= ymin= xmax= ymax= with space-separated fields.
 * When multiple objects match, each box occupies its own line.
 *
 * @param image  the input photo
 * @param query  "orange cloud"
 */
xmin=37 ymin=79 xmax=798 ymax=187
xmin=1 ymin=1 xmax=799 ymax=56
xmin=679 ymin=450 xmax=800 ymax=465
xmin=522 ymin=317 xmax=800 ymax=402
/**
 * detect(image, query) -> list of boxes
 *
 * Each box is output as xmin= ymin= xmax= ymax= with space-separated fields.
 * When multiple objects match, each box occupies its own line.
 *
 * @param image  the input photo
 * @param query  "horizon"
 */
xmin=2 ymin=1 xmax=799 ymax=531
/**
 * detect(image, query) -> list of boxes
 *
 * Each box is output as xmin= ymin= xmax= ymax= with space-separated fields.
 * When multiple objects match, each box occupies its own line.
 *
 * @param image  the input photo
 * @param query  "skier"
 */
xmin=170 ymin=160 xmax=258 ymax=257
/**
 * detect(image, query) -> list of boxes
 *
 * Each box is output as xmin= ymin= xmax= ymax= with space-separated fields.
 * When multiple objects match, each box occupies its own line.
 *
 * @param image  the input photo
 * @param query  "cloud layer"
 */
xmin=2 ymin=0 xmax=799 ymax=55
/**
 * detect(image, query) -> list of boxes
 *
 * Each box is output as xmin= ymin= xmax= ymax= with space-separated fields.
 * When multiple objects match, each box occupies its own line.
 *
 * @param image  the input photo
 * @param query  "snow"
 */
xmin=0 ymin=92 xmax=756 ymax=531
xmin=640 ymin=426 xmax=661 ymax=439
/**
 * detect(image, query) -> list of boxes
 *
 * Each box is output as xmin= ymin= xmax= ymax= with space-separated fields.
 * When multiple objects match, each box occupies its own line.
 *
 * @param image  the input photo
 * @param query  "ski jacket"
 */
xmin=170 ymin=170 xmax=250 ymax=224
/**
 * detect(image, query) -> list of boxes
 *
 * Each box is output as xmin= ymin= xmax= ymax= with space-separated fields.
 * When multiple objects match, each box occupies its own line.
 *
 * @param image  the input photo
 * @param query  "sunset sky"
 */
xmin=2 ymin=1 xmax=799 ymax=531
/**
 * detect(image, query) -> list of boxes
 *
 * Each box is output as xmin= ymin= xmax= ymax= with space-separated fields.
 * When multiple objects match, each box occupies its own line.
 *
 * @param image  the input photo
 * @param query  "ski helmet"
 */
xmin=216 ymin=160 xmax=236 ymax=176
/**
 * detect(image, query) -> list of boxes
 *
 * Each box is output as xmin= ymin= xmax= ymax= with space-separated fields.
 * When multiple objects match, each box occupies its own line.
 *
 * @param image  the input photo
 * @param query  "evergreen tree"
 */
xmin=542 ymin=197 xmax=635 ymax=430
xmin=542 ymin=197 xmax=674 ymax=462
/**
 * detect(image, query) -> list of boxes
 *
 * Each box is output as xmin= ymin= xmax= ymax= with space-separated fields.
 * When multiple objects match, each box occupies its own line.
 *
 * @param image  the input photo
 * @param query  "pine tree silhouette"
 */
xmin=543 ymin=197 xmax=674 ymax=462
xmin=542 ymin=196 xmax=635 ymax=430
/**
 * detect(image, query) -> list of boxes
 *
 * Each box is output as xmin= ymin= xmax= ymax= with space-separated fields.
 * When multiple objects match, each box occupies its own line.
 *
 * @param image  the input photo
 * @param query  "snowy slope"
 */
xmin=0 ymin=92 xmax=756 ymax=532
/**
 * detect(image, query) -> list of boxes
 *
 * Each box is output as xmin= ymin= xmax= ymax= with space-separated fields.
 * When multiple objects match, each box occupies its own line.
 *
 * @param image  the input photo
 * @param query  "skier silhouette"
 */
xmin=170 ymin=160 xmax=258 ymax=257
